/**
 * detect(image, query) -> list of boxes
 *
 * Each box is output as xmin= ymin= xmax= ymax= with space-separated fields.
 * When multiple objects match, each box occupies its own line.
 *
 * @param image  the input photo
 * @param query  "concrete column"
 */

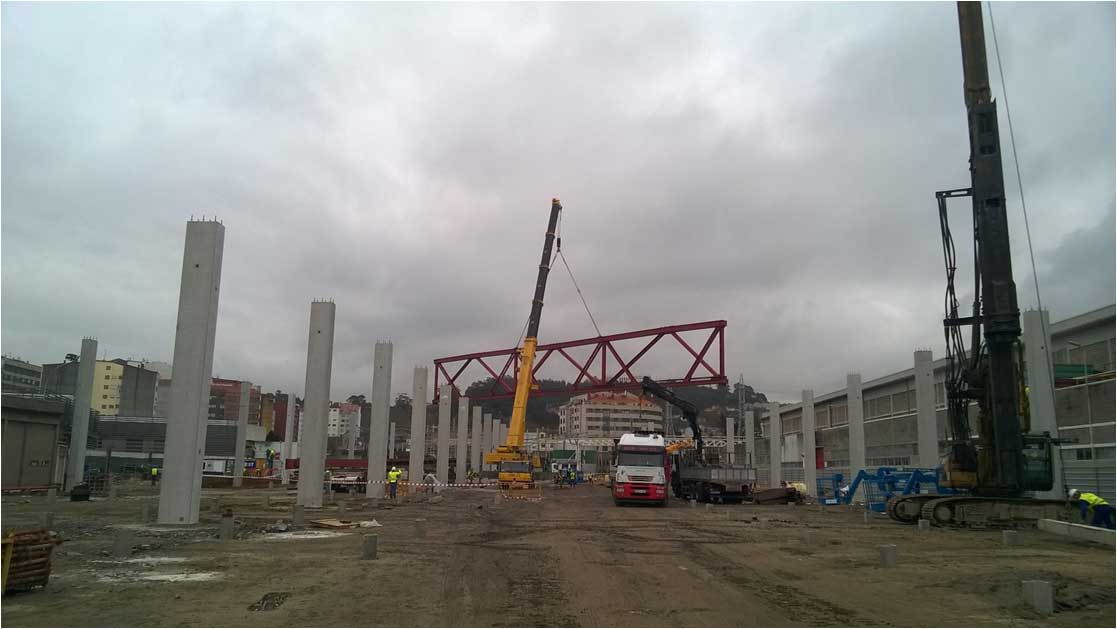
xmin=801 ymin=390 xmax=816 ymax=497
xmin=455 ymin=395 xmax=469 ymax=483
xmin=744 ymin=409 xmax=755 ymax=469
xmin=408 ymin=367 xmax=428 ymax=481
xmin=847 ymin=373 xmax=866 ymax=474
xmin=480 ymin=412 xmax=491 ymax=470
xmin=347 ymin=418 xmax=357 ymax=459
xmin=725 ymin=413 xmax=735 ymax=465
xmin=366 ymin=341 xmax=392 ymax=492
xmin=436 ymin=385 xmax=451 ymax=483
xmin=66 ymin=337 xmax=98 ymax=493
xmin=1022 ymin=309 xmax=1064 ymax=500
xmin=470 ymin=406 xmax=483 ymax=474
xmin=233 ymin=381 xmax=250 ymax=487
xmin=158 ymin=220 xmax=224 ymax=524
xmin=486 ymin=414 xmax=497 ymax=470
xmin=282 ymin=393 xmax=297 ymax=483
xmin=914 ymin=350 xmax=939 ymax=468
xmin=767 ymin=402 xmax=782 ymax=487
xmin=296 ymin=300 xmax=336 ymax=508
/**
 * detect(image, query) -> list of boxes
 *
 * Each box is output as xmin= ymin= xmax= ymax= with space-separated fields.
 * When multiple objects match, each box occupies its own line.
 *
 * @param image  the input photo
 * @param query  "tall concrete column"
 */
xmin=66 ymin=337 xmax=98 ymax=493
xmin=159 ymin=221 xmax=224 ymax=524
xmin=366 ymin=341 xmax=392 ymax=492
xmin=408 ymin=367 xmax=428 ymax=480
xmin=482 ymin=415 xmax=495 ymax=469
xmin=455 ymin=396 xmax=469 ymax=482
xmin=801 ymin=390 xmax=816 ymax=498
xmin=1022 ymin=309 xmax=1064 ymax=500
xmin=470 ymin=406 xmax=483 ymax=474
xmin=744 ymin=409 xmax=755 ymax=469
xmin=296 ymin=300 xmax=336 ymax=508
xmin=847 ymin=373 xmax=865 ymax=475
xmin=346 ymin=420 xmax=357 ymax=459
xmin=725 ymin=414 xmax=735 ymax=465
xmin=914 ymin=350 xmax=939 ymax=468
xmin=233 ymin=381 xmax=250 ymax=487
xmin=436 ymin=385 xmax=451 ymax=483
xmin=488 ymin=414 xmax=498 ymax=471
xmin=767 ymin=402 xmax=782 ymax=487
xmin=282 ymin=393 xmax=297 ymax=483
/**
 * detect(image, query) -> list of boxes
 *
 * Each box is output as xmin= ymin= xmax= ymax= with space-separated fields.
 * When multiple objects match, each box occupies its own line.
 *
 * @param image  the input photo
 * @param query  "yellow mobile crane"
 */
xmin=485 ymin=198 xmax=562 ymax=489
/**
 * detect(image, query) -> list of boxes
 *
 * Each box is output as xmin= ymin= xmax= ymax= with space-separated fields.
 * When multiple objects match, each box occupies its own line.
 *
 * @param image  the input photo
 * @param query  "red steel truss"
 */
xmin=433 ymin=320 xmax=727 ymax=401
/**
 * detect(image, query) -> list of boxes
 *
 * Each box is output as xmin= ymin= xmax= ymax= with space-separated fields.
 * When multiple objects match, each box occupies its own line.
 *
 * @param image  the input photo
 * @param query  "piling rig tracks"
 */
xmin=887 ymin=494 xmax=1075 ymax=527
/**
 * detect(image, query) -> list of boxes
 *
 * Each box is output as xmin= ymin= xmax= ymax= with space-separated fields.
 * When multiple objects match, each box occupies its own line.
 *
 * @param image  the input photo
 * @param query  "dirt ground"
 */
xmin=2 ymin=481 xmax=1114 ymax=627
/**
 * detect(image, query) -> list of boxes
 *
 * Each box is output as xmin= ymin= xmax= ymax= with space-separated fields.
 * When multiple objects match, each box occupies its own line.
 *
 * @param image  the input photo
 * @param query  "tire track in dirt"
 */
xmin=681 ymin=539 xmax=882 ymax=627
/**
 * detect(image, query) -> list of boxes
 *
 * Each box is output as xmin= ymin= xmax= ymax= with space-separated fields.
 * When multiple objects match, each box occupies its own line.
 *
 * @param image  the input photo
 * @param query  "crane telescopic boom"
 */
xmin=485 ymin=199 xmax=562 ymax=476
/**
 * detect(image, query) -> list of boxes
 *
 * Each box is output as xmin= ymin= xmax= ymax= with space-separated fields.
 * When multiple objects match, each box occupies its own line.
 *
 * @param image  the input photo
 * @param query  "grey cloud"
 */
xmin=2 ymin=2 xmax=1113 ymax=405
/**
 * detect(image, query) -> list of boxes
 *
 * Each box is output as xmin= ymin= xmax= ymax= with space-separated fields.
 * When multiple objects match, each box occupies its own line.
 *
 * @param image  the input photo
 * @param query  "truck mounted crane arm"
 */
xmin=640 ymin=376 xmax=702 ymax=456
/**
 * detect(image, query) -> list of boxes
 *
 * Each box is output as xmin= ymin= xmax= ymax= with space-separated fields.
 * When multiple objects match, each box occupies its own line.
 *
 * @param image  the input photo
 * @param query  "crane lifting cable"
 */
xmin=554 ymin=208 xmax=604 ymax=338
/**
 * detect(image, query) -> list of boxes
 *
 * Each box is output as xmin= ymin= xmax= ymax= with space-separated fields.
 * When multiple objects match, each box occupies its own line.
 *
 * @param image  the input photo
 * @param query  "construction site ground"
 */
xmin=2 ymin=480 xmax=1114 ymax=627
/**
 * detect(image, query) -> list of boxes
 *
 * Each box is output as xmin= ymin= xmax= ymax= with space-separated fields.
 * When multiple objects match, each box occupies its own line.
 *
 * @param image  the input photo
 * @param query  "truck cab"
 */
xmin=613 ymin=432 xmax=669 ymax=506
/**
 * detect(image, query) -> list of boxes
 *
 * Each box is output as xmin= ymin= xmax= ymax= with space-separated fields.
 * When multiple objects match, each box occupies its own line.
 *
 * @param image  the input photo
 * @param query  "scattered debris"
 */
xmin=359 ymin=520 xmax=382 ymax=528
xmin=248 ymin=591 xmax=291 ymax=611
xmin=310 ymin=519 xmax=357 ymax=529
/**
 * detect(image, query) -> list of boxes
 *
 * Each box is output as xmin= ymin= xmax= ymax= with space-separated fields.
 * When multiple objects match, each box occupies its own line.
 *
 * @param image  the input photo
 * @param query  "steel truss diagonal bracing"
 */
xmin=433 ymin=321 xmax=727 ymax=401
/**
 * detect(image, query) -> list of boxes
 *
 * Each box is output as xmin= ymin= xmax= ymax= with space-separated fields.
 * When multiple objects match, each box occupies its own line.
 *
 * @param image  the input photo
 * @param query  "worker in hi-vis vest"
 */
xmin=1069 ymin=489 xmax=1114 ymax=530
xmin=387 ymin=466 xmax=402 ymax=500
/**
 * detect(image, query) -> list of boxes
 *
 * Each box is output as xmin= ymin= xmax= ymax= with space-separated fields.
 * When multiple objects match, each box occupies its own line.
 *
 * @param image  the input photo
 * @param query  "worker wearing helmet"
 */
xmin=1069 ymin=489 xmax=1114 ymax=530
xmin=387 ymin=466 xmax=402 ymax=500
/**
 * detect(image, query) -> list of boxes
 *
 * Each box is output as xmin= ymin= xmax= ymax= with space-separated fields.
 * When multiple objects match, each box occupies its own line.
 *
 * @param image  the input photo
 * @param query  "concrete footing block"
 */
xmin=338 ymin=501 xmax=347 ymax=516
xmin=292 ymin=505 xmax=305 ymax=526
xmin=112 ymin=531 xmax=134 ymax=558
xmin=39 ymin=512 xmax=54 ymax=529
xmin=689 ymin=499 xmax=697 ymax=509
xmin=705 ymin=503 xmax=713 ymax=512
xmin=1002 ymin=530 xmax=1020 ymax=545
xmin=1037 ymin=518 xmax=1115 ymax=547
xmin=1022 ymin=580 xmax=1054 ymax=615
xmin=878 ymin=544 xmax=897 ymax=568
xmin=492 ymin=493 xmax=501 ymax=505
xmin=362 ymin=534 xmax=378 ymax=560
xmin=863 ymin=511 xmax=872 ymax=524
xmin=45 ymin=488 xmax=57 ymax=504
xmin=917 ymin=519 xmax=931 ymax=532
xmin=220 ymin=514 xmax=234 ymax=541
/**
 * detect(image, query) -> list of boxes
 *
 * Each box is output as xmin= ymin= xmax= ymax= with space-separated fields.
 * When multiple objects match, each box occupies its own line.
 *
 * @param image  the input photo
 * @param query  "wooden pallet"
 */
xmin=2 ymin=529 xmax=62 ymax=594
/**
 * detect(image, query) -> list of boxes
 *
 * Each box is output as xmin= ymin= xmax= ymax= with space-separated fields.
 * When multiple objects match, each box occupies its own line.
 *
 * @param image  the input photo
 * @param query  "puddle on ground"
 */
xmin=263 ymin=530 xmax=350 ymax=541
xmin=91 ymin=557 xmax=188 ymax=564
xmin=97 ymin=571 xmax=222 ymax=583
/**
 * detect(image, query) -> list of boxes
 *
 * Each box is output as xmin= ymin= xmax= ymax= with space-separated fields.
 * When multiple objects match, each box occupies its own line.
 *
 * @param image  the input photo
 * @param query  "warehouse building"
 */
xmin=748 ymin=305 xmax=1115 ymax=501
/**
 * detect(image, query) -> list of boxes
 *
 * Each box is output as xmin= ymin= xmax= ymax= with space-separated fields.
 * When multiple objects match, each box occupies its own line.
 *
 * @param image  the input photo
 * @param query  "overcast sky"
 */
xmin=3 ymin=2 xmax=1114 ymax=404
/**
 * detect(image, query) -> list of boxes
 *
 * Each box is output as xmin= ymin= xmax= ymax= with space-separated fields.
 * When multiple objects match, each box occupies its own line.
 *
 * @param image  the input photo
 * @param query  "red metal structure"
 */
xmin=433 ymin=320 xmax=727 ymax=401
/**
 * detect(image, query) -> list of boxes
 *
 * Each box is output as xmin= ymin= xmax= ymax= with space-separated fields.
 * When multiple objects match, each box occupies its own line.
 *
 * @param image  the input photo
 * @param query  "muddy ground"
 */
xmin=2 ymin=481 xmax=1114 ymax=627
